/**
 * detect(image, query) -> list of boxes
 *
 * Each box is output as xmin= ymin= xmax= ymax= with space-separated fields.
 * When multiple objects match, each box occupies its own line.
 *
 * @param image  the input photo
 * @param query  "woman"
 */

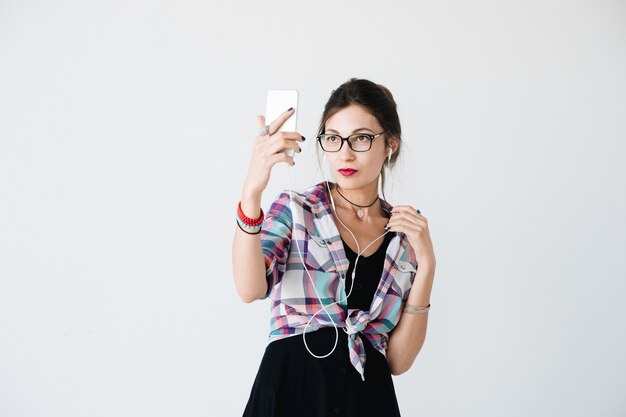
xmin=232 ymin=78 xmax=436 ymax=417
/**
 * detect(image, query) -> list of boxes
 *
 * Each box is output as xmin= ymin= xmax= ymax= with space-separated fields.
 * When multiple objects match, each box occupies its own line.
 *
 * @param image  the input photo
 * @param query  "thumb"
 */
xmin=256 ymin=115 xmax=266 ymax=130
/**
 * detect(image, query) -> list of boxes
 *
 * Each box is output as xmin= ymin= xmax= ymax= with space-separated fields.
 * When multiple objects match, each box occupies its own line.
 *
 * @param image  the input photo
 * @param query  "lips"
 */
xmin=338 ymin=168 xmax=358 ymax=176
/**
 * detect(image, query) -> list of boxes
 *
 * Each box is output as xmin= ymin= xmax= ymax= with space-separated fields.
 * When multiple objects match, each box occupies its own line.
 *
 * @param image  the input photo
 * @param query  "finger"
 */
xmin=268 ymin=107 xmax=294 ymax=135
xmin=391 ymin=205 xmax=417 ymax=213
xmin=270 ymin=131 xmax=305 ymax=142
xmin=391 ymin=206 xmax=427 ymax=221
xmin=269 ymin=151 xmax=295 ymax=166
xmin=257 ymin=115 xmax=266 ymax=130
xmin=391 ymin=210 xmax=428 ymax=225
xmin=268 ymin=138 xmax=302 ymax=155
xmin=387 ymin=216 xmax=422 ymax=230
xmin=386 ymin=220 xmax=423 ymax=234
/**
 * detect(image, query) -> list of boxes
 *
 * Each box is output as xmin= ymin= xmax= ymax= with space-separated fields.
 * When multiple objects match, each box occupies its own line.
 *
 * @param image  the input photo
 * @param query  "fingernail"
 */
xmin=287 ymin=107 xmax=293 ymax=111
xmin=301 ymin=136 xmax=306 ymax=141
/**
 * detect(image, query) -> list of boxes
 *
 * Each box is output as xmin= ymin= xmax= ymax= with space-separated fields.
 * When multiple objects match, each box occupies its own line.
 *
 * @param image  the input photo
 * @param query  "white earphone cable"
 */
xmin=283 ymin=148 xmax=392 ymax=359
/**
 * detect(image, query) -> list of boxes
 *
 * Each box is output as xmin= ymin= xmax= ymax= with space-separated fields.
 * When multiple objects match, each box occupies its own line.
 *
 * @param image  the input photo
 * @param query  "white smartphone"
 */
xmin=265 ymin=90 xmax=299 ymax=157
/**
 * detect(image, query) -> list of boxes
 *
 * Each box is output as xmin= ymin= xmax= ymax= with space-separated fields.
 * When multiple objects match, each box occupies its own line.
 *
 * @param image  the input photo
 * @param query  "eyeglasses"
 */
xmin=316 ymin=131 xmax=385 ymax=152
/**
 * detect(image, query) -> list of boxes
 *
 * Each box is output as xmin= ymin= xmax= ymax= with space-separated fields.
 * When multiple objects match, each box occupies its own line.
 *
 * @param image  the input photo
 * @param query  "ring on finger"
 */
xmin=259 ymin=125 xmax=270 ymax=136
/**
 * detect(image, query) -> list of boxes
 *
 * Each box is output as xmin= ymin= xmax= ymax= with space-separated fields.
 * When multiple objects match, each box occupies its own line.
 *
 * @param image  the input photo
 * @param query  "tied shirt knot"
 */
xmin=344 ymin=309 xmax=371 ymax=381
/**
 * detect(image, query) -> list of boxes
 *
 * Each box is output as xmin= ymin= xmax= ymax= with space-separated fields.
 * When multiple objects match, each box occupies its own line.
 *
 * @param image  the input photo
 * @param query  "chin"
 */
xmin=333 ymin=176 xmax=377 ymax=191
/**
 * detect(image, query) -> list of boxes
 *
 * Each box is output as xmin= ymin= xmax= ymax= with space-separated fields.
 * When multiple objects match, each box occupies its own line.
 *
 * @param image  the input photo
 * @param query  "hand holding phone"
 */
xmin=265 ymin=90 xmax=299 ymax=157
xmin=243 ymin=90 xmax=305 ymax=196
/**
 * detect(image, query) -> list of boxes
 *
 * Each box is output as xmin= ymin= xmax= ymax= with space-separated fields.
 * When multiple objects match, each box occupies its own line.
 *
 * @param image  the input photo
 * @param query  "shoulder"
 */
xmin=266 ymin=182 xmax=331 ymax=235
xmin=270 ymin=181 xmax=328 ymax=210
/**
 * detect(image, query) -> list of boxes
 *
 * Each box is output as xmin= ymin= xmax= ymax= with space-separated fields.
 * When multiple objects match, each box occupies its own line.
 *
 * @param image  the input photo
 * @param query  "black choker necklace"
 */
xmin=335 ymin=186 xmax=379 ymax=219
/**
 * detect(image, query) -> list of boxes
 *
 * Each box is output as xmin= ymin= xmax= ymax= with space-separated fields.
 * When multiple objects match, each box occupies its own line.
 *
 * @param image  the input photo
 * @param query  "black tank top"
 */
xmin=342 ymin=231 xmax=394 ymax=311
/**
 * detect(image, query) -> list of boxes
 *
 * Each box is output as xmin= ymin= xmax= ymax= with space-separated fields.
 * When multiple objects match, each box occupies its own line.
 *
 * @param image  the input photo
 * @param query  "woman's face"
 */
xmin=322 ymin=104 xmax=390 ymax=190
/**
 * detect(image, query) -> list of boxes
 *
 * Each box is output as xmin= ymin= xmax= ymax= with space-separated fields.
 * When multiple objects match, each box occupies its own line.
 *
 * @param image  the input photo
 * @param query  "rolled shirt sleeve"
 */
xmin=259 ymin=192 xmax=293 ymax=300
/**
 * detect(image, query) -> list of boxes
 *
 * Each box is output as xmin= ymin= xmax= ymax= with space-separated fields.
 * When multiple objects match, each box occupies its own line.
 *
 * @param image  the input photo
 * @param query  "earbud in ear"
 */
xmin=387 ymin=148 xmax=392 ymax=163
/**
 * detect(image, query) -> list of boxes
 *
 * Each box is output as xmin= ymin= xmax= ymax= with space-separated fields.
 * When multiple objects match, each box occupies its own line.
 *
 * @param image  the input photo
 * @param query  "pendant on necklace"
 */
xmin=357 ymin=209 xmax=364 ymax=219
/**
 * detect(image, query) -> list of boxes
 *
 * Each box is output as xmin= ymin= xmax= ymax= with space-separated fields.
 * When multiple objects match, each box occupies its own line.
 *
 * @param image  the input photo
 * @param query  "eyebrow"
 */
xmin=325 ymin=127 xmax=375 ymax=134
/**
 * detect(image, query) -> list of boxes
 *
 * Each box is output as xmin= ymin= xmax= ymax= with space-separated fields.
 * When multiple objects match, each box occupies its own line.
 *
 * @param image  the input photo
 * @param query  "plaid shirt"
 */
xmin=260 ymin=181 xmax=419 ymax=381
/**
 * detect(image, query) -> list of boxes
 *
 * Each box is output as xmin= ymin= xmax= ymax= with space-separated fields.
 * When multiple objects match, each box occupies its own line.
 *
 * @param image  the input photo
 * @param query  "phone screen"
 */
xmin=265 ymin=90 xmax=298 ymax=133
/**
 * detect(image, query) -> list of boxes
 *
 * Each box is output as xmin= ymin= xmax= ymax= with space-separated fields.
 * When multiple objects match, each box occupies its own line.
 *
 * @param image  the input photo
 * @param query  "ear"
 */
xmin=387 ymin=137 xmax=400 ymax=155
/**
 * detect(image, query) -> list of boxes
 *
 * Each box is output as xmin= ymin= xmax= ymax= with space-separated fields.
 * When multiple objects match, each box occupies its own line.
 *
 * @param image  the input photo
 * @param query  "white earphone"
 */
xmin=387 ymin=147 xmax=392 ymax=163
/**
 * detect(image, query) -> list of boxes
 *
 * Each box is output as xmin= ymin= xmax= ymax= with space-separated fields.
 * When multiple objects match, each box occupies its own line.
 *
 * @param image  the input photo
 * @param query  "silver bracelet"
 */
xmin=403 ymin=303 xmax=431 ymax=314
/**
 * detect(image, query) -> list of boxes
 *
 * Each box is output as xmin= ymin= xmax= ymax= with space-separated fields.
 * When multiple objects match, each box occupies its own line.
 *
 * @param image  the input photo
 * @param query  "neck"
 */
xmin=330 ymin=181 xmax=381 ymax=219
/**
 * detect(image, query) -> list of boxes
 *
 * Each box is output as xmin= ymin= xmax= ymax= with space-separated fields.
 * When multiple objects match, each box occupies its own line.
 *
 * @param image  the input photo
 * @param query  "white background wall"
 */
xmin=1 ymin=1 xmax=625 ymax=416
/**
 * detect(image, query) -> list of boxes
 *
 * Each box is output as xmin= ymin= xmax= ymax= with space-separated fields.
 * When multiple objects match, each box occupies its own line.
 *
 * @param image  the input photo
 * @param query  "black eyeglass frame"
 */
xmin=316 ymin=131 xmax=386 ymax=152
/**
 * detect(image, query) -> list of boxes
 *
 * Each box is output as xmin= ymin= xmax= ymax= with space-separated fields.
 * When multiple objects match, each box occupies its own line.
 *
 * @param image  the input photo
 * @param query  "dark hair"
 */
xmin=316 ymin=78 xmax=402 ymax=200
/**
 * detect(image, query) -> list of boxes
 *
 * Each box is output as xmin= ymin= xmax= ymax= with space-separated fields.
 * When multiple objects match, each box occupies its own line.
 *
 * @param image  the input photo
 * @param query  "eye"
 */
xmin=326 ymin=135 xmax=340 ymax=142
xmin=354 ymin=135 xmax=370 ymax=142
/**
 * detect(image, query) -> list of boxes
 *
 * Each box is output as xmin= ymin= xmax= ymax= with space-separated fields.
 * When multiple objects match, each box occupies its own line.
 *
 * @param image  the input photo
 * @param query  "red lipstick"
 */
xmin=338 ymin=168 xmax=358 ymax=176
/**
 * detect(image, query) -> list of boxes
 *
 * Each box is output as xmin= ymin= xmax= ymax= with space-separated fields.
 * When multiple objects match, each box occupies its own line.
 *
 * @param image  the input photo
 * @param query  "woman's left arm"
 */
xmin=384 ymin=205 xmax=436 ymax=375
xmin=386 ymin=259 xmax=435 ymax=375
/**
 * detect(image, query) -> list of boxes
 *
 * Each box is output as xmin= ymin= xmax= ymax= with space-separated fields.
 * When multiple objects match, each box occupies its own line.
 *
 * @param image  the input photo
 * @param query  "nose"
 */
xmin=338 ymin=142 xmax=355 ymax=162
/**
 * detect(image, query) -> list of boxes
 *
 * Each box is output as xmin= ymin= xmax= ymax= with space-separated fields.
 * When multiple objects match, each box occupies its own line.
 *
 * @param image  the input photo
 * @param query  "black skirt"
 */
xmin=242 ymin=328 xmax=401 ymax=417
xmin=243 ymin=232 xmax=401 ymax=417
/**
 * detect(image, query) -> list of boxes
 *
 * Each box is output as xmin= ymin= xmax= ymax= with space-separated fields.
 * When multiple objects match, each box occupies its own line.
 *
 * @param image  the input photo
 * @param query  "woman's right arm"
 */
xmin=232 ymin=189 xmax=267 ymax=303
xmin=231 ymin=108 xmax=304 ymax=303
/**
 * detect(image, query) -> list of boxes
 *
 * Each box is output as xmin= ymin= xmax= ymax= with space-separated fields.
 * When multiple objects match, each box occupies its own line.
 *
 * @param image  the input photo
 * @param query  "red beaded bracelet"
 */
xmin=237 ymin=201 xmax=264 ymax=227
